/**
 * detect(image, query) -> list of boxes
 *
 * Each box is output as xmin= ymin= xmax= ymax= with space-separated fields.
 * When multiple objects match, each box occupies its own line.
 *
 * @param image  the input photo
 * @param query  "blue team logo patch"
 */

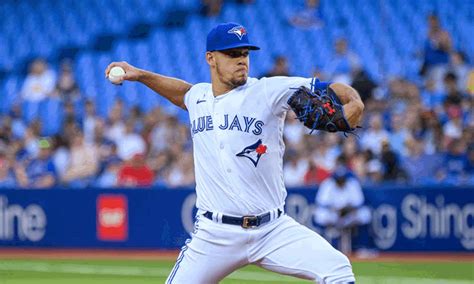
xmin=228 ymin=26 xmax=247 ymax=40
xmin=236 ymin=139 xmax=267 ymax=167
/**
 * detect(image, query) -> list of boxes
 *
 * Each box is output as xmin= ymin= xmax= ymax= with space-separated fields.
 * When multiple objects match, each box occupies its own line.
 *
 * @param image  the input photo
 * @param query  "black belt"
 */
xmin=203 ymin=209 xmax=282 ymax=229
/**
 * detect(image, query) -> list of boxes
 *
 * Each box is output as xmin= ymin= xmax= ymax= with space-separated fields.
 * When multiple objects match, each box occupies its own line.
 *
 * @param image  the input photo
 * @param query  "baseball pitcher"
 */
xmin=105 ymin=22 xmax=364 ymax=284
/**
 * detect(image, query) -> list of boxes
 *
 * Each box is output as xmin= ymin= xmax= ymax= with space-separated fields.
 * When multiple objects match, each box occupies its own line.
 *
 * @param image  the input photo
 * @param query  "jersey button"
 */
xmin=220 ymin=143 xmax=224 ymax=149
xmin=227 ymin=168 xmax=232 ymax=173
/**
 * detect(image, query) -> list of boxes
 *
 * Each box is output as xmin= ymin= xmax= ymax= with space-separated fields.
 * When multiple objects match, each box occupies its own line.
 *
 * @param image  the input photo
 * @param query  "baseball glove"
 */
xmin=287 ymin=84 xmax=356 ymax=134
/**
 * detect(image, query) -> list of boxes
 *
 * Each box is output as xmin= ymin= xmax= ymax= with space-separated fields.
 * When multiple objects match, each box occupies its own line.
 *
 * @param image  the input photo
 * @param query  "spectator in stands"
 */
xmin=149 ymin=151 xmax=173 ymax=186
xmin=117 ymin=120 xmax=146 ymax=161
xmin=443 ymin=105 xmax=463 ymax=141
xmin=95 ymin=151 xmax=122 ymax=188
xmin=128 ymin=105 xmax=145 ymax=133
xmin=23 ymin=121 xmax=41 ymax=158
xmin=62 ymin=116 xmax=81 ymax=143
xmin=438 ymin=139 xmax=469 ymax=185
xmin=304 ymin=159 xmax=330 ymax=186
xmin=420 ymin=13 xmax=452 ymax=90
xmin=283 ymin=111 xmax=305 ymax=151
xmin=51 ymin=135 xmax=70 ymax=180
xmin=21 ymin=58 xmax=56 ymax=102
xmin=420 ymin=78 xmax=445 ymax=113
xmin=310 ymin=134 xmax=340 ymax=173
xmin=0 ymin=151 xmax=17 ymax=188
xmin=324 ymin=38 xmax=361 ymax=85
xmin=60 ymin=100 xmax=81 ymax=140
xmin=117 ymin=154 xmax=154 ymax=187
xmin=443 ymin=72 xmax=464 ymax=110
xmin=289 ymin=0 xmax=323 ymax=29
xmin=387 ymin=112 xmax=409 ymax=156
xmin=450 ymin=51 xmax=470 ymax=92
xmin=467 ymin=71 xmax=474 ymax=95
xmin=283 ymin=151 xmax=308 ymax=187
xmin=261 ymin=55 xmax=290 ymax=77
xmin=0 ymin=117 xmax=13 ymax=145
xmin=403 ymin=137 xmax=442 ymax=185
xmin=200 ymin=0 xmax=222 ymax=17
xmin=19 ymin=138 xmax=58 ymax=189
xmin=54 ymin=60 xmax=81 ymax=102
xmin=149 ymin=110 xmax=173 ymax=154
xmin=62 ymin=130 xmax=98 ymax=187
xmin=314 ymin=166 xmax=371 ymax=229
xmin=380 ymin=140 xmax=407 ymax=183
xmin=105 ymin=101 xmax=126 ymax=143
xmin=419 ymin=110 xmax=444 ymax=154
xmin=340 ymin=136 xmax=360 ymax=169
xmin=363 ymin=150 xmax=383 ymax=185
xmin=360 ymin=113 xmax=389 ymax=155
xmin=166 ymin=151 xmax=195 ymax=187
xmin=93 ymin=119 xmax=112 ymax=147
xmin=83 ymin=100 xmax=100 ymax=144
xmin=7 ymin=105 xmax=27 ymax=140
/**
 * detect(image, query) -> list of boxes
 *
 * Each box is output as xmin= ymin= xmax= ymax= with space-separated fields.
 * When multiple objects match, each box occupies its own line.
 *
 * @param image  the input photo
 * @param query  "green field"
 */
xmin=0 ymin=259 xmax=472 ymax=284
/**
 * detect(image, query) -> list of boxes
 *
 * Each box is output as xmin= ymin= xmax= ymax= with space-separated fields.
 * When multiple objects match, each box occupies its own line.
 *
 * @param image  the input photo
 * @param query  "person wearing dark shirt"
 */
xmin=439 ymin=139 xmax=468 ymax=184
xmin=261 ymin=55 xmax=290 ymax=78
xmin=380 ymin=140 xmax=407 ymax=183
xmin=442 ymin=73 xmax=466 ymax=119
xmin=421 ymin=14 xmax=452 ymax=81
xmin=0 ymin=153 xmax=18 ymax=188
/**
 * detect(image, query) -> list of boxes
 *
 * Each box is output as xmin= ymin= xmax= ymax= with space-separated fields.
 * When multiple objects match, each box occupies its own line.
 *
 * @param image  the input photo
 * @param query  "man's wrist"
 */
xmin=137 ymin=69 xmax=147 ymax=82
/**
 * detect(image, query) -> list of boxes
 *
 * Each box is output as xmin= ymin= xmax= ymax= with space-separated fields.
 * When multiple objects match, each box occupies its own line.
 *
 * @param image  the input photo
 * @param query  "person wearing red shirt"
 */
xmin=117 ymin=154 xmax=154 ymax=187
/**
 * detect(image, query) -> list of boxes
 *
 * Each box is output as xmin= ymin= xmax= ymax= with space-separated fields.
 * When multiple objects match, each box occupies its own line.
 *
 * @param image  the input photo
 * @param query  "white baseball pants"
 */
xmin=166 ymin=211 xmax=355 ymax=283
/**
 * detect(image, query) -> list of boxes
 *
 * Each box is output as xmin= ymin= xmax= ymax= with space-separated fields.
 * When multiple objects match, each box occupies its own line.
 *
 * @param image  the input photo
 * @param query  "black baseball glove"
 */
xmin=287 ymin=84 xmax=357 ymax=134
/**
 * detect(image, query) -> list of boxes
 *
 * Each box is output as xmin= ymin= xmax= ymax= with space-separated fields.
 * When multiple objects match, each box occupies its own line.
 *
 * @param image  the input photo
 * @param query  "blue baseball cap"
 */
xmin=333 ymin=166 xmax=350 ymax=180
xmin=206 ymin=22 xmax=260 ymax=52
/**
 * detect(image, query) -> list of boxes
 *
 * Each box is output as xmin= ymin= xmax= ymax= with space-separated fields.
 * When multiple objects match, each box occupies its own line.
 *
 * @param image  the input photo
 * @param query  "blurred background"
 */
xmin=0 ymin=0 xmax=473 ymax=265
xmin=0 ymin=0 xmax=473 ymax=189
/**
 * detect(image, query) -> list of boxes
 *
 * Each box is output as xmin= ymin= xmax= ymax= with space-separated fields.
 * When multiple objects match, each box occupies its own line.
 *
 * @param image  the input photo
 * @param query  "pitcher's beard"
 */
xmin=216 ymin=63 xmax=247 ymax=88
xmin=231 ymin=76 xmax=247 ymax=87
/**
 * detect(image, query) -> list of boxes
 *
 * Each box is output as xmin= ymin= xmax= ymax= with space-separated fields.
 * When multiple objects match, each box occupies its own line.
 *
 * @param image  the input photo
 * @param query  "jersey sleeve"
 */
xmin=183 ymin=83 xmax=208 ymax=111
xmin=262 ymin=76 xmax=314 ymax=117
xmin=183 ymin=84 xmax=197 ymax=110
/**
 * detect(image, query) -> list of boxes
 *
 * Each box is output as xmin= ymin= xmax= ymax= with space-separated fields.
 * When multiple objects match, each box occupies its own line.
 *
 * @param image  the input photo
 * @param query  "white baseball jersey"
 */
xmin=170 ymin=76 xmax=356 ymax=284
xmin=184 ymin=76 xmax=313 ymax=216
xmin=316 ymin=177 xmax=365 ymax=210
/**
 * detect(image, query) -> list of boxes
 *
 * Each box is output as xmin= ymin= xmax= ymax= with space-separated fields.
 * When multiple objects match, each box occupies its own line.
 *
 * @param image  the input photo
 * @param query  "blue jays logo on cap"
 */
xmin=236 ymin=139 xmax=267 ymax=167
xmin=207 ymin=22 xmax=260 ymax=52
xmin=228 ymin=25 xmax=247 ymax=40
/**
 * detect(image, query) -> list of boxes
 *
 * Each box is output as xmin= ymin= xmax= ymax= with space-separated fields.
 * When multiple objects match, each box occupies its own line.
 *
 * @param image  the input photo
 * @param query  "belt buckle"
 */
xmin=242 ymin=215 xmax=258 ymax=229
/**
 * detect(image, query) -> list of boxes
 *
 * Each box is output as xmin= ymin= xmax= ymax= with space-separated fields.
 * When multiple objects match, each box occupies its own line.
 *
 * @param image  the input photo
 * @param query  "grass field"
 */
xmin=0 ymin=258 xmax=473 ymax=284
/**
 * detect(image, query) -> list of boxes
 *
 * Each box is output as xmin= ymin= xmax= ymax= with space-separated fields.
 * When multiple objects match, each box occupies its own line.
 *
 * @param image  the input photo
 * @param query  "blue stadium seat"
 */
xmin=0 ymin=0 xmax=471 ymax=129
xmin=39 ymin=97 xmax=64 ymax=136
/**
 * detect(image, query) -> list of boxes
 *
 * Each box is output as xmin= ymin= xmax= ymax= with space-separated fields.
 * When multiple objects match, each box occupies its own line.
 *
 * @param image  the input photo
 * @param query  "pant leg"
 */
xmin=166 ymin=216 xmax=248 ymax=284
xmin=340 ymin=206 xmax=371 ymax=228
xmin=314 ymin=207 xmax=339 ymax=226
xmin=250 ymin=215 xmax=355 ymax=284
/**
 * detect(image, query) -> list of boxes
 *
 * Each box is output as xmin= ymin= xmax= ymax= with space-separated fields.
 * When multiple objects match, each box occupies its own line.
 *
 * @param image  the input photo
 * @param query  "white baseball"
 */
xmin=108 ymin=66 xmax=126 ymax=84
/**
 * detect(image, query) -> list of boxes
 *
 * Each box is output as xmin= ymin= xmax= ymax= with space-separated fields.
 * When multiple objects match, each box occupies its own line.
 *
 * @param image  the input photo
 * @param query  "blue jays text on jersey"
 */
xmin=190 ymin=114 xmax=264 ymax=137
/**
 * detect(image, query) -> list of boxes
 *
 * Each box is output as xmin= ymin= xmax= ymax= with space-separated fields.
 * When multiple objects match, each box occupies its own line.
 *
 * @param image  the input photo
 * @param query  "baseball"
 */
xmin=108 ymin=66 xmax=126 ymax=84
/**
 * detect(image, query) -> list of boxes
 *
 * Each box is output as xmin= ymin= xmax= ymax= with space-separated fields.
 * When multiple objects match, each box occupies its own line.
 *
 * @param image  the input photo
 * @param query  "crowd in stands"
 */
xmin=0 ymin=13 xmax=473 ymax=189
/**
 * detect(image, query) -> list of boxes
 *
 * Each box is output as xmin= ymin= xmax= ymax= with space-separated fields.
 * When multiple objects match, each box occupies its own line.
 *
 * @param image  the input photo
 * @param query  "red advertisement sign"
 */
xmin=97 ymin=194 xmax=128 ymax=241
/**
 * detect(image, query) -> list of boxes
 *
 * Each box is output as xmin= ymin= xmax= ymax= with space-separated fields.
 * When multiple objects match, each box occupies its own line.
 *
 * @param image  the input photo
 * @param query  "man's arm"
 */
xmin=105 ymin=62 xmax=192 ymax=110
xmin=329 ymin=83 xmax=365 ymax=128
